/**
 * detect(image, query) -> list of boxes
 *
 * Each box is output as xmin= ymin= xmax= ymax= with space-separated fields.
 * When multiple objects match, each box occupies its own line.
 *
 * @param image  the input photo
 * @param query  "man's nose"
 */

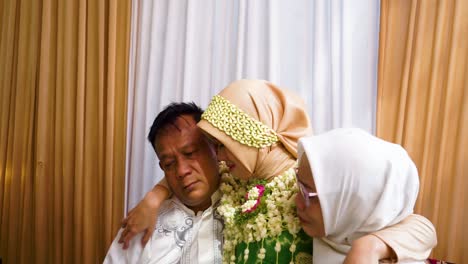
xmin=176 ymin=159 xmax=191 ymax=179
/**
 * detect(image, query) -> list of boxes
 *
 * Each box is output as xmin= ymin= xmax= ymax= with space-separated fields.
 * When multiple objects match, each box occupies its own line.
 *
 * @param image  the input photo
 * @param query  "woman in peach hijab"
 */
xmin=197 ymin=79 xmax=314 ymax=262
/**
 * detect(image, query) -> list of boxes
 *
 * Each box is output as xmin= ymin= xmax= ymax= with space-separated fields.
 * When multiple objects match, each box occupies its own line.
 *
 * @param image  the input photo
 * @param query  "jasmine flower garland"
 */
xmin=217 ymin=162 xmax=312 ymax=264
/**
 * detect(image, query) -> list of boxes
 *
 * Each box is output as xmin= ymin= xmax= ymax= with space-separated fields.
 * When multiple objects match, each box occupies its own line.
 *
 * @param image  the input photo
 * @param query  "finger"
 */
xmin=118 ymin=228 xmax=128 ymax=243
xmin=123 ymin=239 xmax=130 ymax=250
xmin=120 ymin=230 xmax=133 ymax=250
xmin=142 ymin=220 xmax=156 ymax=245
xmin=121 ymin=229 xmax=136 ymax=247
xmin=121 ymin=218 xmax=128 ymax=228
xmin=141 ymin=228 xmax=154 ymax=246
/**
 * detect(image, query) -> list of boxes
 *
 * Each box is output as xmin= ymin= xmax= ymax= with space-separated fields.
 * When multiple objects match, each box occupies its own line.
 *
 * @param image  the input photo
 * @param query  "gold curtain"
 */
xmin=0 ymin=0 xmax=130 ymax=263
xmin=377 ymin=0 xmax=467 ymax=263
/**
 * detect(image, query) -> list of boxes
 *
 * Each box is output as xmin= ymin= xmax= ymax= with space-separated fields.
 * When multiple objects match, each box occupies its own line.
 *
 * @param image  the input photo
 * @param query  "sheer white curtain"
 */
xmin=125 ymin=0 xmax=381 ymax=211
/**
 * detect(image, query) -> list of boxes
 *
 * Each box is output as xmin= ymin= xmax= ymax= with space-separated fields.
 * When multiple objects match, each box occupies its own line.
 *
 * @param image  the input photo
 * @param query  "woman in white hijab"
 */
xmin=296 ymin=128 xmax=425 ymax=263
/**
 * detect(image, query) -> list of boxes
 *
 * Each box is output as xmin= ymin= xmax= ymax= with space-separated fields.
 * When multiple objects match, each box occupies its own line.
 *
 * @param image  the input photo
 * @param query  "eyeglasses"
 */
xmin=295 ymin=168 xmax=318 ymax=208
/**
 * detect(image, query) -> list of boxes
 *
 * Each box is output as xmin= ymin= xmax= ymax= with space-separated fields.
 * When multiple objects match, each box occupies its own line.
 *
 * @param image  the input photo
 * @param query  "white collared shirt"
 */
xmin=104 ymin=190 xmax=223 ymax=264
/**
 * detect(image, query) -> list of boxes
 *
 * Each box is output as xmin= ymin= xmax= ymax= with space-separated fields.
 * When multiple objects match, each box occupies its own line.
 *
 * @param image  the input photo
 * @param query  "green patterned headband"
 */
xmin=201 ymin=95 xmax=279 ymax=148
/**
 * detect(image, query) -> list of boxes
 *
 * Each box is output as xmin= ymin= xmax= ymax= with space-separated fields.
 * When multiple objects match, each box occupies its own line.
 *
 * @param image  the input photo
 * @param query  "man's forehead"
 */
xmin=159 ymin=115 xmax=197 ymax=134
xmin=154 ymin=115 xmax=202 ymax=153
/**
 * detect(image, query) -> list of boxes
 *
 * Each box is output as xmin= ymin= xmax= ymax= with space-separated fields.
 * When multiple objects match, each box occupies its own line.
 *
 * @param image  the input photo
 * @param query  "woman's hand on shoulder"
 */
xmin=344 ymin=235 xmax=396 ymax=264
xmin=119 ymin=184 xmax=170 ymax=249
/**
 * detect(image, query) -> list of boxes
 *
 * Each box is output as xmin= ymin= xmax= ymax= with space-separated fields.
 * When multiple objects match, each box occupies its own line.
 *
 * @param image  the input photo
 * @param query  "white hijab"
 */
xmin=298 ymin=128 xmax=420 ymax=263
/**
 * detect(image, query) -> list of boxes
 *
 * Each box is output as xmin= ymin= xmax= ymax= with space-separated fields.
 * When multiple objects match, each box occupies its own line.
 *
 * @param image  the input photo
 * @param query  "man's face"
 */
xmin=154 ymin=115 xmax=219 ymax=213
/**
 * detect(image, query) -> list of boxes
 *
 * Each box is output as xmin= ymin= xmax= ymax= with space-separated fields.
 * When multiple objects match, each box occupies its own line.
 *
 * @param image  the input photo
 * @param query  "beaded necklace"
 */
xmin=217 ymin=162 xmax=312 ymax=264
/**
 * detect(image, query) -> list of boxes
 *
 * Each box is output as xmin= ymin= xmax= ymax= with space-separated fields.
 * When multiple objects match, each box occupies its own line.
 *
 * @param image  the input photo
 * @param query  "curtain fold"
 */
xmin=377 ymin=0 xmax=467 ymax=262
xmin=0 ymin=0 xmax=131 ymax=263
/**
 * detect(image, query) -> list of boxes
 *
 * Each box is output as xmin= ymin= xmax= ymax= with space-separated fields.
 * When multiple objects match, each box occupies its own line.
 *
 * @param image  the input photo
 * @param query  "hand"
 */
xmin=118 ymin=191 xmax=161 ymax=249
xmin=344 ymin=235 xmax=396 ymax=264
xmin=344 ymin=243 xmax=379 ymax=264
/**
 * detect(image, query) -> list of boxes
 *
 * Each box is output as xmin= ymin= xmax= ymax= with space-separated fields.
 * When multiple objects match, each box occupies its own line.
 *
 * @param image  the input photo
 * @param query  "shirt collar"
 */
xmin=210 ymin=189 xmax=222 ymax=205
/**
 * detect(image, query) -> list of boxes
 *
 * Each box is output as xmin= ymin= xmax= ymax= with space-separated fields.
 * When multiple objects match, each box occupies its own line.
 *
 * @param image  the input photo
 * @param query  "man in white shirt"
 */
xmin=106 ymin=102 xmax=437 ymax=263
xmin=104 ymin=102 xmax=223 ymax=263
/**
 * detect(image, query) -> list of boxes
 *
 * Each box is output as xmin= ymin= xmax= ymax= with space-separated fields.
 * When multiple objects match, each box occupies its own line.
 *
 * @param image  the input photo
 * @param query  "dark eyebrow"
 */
xmin=180 ymin=137 xmax=199 ymax=150
xmin=158 ymin=153 xmax=173 ymax=162
xmin=157 ymin=138 xmax=198 ymax=161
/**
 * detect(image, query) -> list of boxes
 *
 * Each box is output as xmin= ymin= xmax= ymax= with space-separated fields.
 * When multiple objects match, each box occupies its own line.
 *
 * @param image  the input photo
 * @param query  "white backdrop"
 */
xmin=125 ymin=0 xmax=381 ymax=212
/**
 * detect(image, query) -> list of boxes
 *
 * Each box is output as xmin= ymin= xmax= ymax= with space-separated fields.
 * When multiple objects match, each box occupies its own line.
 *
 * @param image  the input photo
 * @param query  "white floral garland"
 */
xmin=217 ymin=162 xmax=301 ymax=264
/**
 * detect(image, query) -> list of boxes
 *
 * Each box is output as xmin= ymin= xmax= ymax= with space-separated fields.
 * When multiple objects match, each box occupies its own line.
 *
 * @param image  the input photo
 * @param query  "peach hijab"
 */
xmin=198 ymin=79 xmax=312 ymax=180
